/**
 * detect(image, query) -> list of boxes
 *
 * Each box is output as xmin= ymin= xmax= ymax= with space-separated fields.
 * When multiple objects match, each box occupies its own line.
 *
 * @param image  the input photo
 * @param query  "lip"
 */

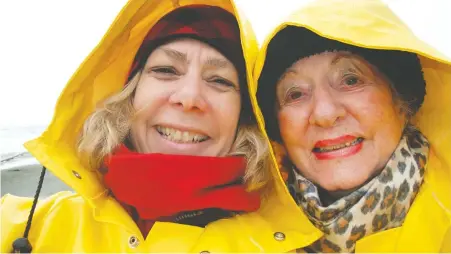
xmin=313 ymin=139 xmax=363 ymax=160
xmin=314 ymin=135 xmax=359 ymax=148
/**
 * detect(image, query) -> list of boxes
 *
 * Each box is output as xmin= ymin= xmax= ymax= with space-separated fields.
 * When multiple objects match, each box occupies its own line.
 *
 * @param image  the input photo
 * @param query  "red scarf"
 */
xmin=104 ymin=145 xmax=260 ymax=222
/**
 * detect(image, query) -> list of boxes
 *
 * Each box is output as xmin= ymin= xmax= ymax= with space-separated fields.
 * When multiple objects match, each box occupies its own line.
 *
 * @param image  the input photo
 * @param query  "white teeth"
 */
xmin=174 ymin=130 xmax=182 ymax=140
xmin=182 ymin=131 xmax=190 ymax=142
xmin=156 ymin=126 xmax=208 ymax=143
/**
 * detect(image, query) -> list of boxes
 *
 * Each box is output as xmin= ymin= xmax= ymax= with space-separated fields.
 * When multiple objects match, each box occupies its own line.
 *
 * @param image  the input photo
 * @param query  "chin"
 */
xmin=315 ymin=167 xmax=375 ymax=192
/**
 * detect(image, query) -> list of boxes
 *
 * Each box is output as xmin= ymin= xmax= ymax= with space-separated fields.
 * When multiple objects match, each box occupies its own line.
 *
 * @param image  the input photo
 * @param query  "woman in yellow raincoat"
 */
xmin=255 ymin=0 xmax=451 ymax=252
xmin=0 ymin=0 xmax=316 ymax=253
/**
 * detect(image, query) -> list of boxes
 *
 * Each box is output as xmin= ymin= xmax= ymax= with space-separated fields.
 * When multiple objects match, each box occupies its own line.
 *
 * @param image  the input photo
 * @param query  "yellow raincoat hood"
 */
xmin=254 ymin=0 xmax=451 ymax=252
xmin=2 ymin=0 xmax=320 ymax=253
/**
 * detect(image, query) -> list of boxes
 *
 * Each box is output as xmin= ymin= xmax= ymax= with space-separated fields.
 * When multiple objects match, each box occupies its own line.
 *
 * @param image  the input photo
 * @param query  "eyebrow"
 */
xmin=161 ymin=48 xmax=188 ymax=63
xmin=330 ymin=54 xmax=365 ymax=74
xmin=331 ymin=53 xmax=349 ymax=65
xmin=206 ymin=57 xmax=229 ymax=68
xmin=278 ymin=68 xmax=297 ymax=83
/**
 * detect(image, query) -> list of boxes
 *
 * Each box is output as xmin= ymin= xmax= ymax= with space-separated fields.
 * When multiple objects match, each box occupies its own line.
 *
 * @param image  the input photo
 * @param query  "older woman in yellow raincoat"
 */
xmin=255 ymin=0 xmax=451 ymax=252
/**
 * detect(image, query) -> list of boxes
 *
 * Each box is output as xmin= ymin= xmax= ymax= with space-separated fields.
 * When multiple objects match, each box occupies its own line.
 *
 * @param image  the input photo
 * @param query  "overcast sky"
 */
xmin=0 ymin=0 xmax=450 ymax=128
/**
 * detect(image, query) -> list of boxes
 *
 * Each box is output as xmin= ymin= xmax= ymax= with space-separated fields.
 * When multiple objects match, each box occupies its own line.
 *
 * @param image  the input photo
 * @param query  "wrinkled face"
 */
xmin=276 ymin=51 xmax=405 ymax=191
xmin=130 ymin=38 xmax=241 ymax=156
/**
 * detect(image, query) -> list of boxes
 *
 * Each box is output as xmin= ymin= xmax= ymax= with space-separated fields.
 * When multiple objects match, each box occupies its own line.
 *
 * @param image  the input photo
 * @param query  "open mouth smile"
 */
xmin=312 ymin=136 xmax=364 ymax=160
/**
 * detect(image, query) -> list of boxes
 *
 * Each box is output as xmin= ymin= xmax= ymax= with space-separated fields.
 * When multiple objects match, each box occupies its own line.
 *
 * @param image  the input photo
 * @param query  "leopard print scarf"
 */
xmin=289 ymin=126 xmax=429 ymax=253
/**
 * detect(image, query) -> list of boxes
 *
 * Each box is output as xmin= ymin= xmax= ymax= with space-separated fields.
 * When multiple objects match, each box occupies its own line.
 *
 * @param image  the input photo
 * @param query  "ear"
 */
xmin=270 ymin=140 xmax=290 ymax=182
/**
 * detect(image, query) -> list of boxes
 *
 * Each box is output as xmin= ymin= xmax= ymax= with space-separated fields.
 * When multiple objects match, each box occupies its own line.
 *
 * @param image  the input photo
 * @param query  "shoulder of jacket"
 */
xmin=422 ymin=176 xmax=451 ymax=218
xmin=1 ymin=191 xmax=81 ymax=219
xmin=0 ymin=191 xmax=84 ymax=252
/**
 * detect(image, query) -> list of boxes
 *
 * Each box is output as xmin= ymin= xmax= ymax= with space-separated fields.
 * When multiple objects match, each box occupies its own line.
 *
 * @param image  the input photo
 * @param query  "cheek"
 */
xmin=278 ymin=107 xmax=309 ymax=145
xmin=215 ymin=93 xmax=241 ymax=133
xmin=130 ymin=85 xmax=155 ymax=143
xmin=133 ymin=80 xmax=166 ymax=113
xmin=367 ymin=91 xmax=396 ymax=119
xmin=346 ymin=89 xmax=403 ymax=138
xmin=133 ymin=82 xmax=152 ymax=109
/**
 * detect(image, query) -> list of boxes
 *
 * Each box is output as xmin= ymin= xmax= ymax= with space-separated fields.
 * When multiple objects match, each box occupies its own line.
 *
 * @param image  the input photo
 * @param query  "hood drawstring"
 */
xmin=12 ymin=166 xmax=46 ymax=253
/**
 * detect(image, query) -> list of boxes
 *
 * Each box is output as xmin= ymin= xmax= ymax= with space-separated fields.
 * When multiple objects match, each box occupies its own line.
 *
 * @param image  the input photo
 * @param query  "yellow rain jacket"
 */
xmin=253 ymin=0 xmax=451 ymax=252
xmin=1 ymin=0 xmax=322 ymax=253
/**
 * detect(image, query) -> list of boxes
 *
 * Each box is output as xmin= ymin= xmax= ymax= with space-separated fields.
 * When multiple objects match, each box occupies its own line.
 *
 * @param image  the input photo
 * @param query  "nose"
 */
xmin=309 ymin=88 xmax=346 ymax=127
xmin=168 ymin=74 xmax=207 ymax=112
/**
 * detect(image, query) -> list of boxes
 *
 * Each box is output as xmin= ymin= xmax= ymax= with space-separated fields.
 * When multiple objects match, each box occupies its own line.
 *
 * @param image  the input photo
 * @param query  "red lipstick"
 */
xmin=313 ymin=135 xmax=363 ymax=160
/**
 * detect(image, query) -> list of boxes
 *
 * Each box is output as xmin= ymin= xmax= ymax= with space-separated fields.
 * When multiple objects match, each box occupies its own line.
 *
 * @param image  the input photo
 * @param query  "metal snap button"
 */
xmin=128 ymin=235 xmax=140 ymax=248
xmin=274 ymin=232 xmax=286 ymax=241
xmin=199 ymin=251 xmax=210 ymax=254
xmin=72 ymin=170 xmax=82 ymax=179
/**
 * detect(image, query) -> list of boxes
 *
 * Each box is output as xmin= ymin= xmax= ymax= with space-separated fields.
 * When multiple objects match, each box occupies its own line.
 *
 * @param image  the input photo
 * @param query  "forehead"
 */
xmin=278 ymin=51 xmax=376 ymax=82
xmin=154 ymin=38 xmax=226 ymax=59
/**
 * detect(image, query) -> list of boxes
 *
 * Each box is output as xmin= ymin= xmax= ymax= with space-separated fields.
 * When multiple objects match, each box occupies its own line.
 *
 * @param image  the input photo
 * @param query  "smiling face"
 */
xmin=276 ymin=51 xmax=405 ymax=191
xmin=129 ymin=38 xmax=241 ymax=157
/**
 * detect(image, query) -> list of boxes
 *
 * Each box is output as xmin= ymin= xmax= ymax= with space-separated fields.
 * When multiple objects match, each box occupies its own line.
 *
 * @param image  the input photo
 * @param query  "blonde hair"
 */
xmin=78 ymin=71 xmax=272 ymax=191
